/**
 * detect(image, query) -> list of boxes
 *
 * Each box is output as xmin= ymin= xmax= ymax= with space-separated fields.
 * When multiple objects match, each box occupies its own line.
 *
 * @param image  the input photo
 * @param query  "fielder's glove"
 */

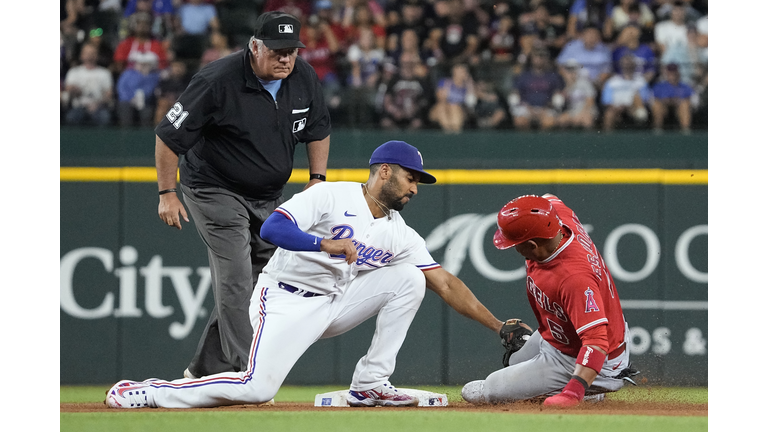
xmin=499 ymin=319 xmax=533 ymax=367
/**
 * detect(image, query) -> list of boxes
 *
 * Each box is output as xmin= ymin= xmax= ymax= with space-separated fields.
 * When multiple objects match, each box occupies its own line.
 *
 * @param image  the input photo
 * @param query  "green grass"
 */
xmin=61 ymin=385 xmax=708 ymax=432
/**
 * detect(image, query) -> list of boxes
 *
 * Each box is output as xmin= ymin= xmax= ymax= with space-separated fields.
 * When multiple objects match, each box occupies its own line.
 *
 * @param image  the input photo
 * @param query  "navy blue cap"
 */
xmin=369 ymin=140 xmax=436 ymax=184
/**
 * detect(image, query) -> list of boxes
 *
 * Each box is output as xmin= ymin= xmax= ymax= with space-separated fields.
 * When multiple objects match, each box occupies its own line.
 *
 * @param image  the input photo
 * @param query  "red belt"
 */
xmin=608 ymin=343 xmax=626 ymax=360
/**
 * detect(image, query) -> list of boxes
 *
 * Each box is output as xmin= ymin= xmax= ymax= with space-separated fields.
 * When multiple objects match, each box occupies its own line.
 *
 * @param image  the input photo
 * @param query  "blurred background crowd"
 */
xmin=60 ymin=0 xmax=708 ymax=133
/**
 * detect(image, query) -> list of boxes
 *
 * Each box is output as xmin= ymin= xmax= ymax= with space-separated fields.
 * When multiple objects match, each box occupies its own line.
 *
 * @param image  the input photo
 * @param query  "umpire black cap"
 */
xmin=253 ymin=12 xmax=306 ymax=50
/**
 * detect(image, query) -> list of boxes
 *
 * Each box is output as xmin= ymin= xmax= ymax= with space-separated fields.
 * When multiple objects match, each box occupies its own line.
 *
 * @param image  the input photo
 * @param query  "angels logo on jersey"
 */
xmin=584 ymin=287 xmax=600 ymax=313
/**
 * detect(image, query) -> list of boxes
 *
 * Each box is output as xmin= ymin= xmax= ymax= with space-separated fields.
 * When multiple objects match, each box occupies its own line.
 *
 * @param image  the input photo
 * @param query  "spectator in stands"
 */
xmin=620 ymin=2 xmax=656 ymax=43
xmin=462 ymin=0 xmax=492 ymax=47
xmin=61 ymin=30 xmax=69 ymax=86
xmin=388 ymin=28 xmax=431 ymax=71
xmin=379 ymin=53 xmax=433 ymax=131
xmin=555 ymin=25 xmax=612 ymax=89
xmin=601 ymin=53 xmax=650 ymax=131
xmin=487 ymin=14 xmax=517 ymax=64
xmin=300 ymin=14 xmax=343 ymax=109
xmin=612 ymin=24 xmax=657 ymax=84
xmin=506 ymin=48 xmax=564 ymax=131
xmin=429 ymin=62 xmax=477 ymax=133
xmin=175 ymin=0 xmax=219 ymax=36
xmin=315 ymin=0 xmax=346 ymax=48
xmin=122 ymin=0 xmax=175 ymax=41
xmin=262 ymin=0 xmax=313 ymax=22
xmin=61 ymin=0 xmax=82 ymax=62
xmin=427 ymin=0 xmax=481 ymax=70
xmin=200 ymin=31 xmax=233 ymax=68
xmin=153 ymin=59 xmax=191 ymax=125
xmin=62 ymin=42 xmax=114 ymax=127
xmin=557 ymin=61 xmax=598 ymax=130
xmin=653 ymin=1 xmax=698 ymax=85
xmin=650 ymin=63 xmax=693 ymax=133
xmin=517 ymin=3 xmax=568 ymax=63
xmin=82 ymin=27 xmax=115 ymax=70
xmin=342 ymin=1 xmax=388 ymax=51
xmin=385 ymin=0 xmax=429 ymax=55
xmin=566 ymin=0 xmax=615 ymax=41
xmin=346 ymin=26 xmax=386 ymax=127
xmin=116 ymin=51 xmax=162 ymax=127
xmin=695 ymin=13 xmax=707 ymax=65
xmin=654 ymin=0 xmax=702 ymax=24
xmin=171 ymin=0 xmax=220 ymax=65
xmin=113 ymin=11 xmax=169 ymax=75
xmin=472 ymin=79 xmax=507 ymax=129
xmin=604 ymin=0 xmax=654 ymax=42
xmin=691 ymin=12 xmax=706 ymax=117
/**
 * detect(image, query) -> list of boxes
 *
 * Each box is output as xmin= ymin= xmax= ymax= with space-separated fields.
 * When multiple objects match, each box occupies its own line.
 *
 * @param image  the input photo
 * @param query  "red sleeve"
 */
xmin=560 ymin=272 xmax=610 ymax=352
xmin=578 ymin=322 xmax=609 ymax=352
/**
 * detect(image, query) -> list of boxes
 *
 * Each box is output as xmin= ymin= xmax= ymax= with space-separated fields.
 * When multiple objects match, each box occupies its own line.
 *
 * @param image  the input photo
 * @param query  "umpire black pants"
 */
xmin=181 ymin=184 xmax=284 ymax=377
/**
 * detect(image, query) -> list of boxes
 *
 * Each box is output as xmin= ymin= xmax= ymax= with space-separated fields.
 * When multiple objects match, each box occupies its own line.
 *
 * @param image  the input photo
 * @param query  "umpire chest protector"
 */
xmin=156 ymin=49 xmax=331 ymax=200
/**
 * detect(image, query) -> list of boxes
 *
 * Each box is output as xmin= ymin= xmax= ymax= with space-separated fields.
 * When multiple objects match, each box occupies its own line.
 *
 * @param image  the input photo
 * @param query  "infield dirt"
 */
xmin=61 ymin=400 xmax=707 ymax=416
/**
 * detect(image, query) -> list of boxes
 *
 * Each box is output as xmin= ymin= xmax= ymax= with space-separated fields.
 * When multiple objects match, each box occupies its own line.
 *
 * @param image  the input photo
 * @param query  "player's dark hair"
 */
xmin=370 ymin=163 xmax=401 ymax=177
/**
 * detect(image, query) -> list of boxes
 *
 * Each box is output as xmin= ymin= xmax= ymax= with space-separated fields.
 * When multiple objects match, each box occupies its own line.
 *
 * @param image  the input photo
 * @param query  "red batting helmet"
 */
xmin=493 ymin=195 xmax=561 ymax=250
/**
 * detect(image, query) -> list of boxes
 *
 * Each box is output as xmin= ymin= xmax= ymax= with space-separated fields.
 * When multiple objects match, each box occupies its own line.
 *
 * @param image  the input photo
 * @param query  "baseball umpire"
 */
xmin=154 ymin=11 xmax=331 ymax=380
xmin=107 ymin=140 xmax=504 ymax=409
xmin=462 ymin=194 xmax=638 ymax=407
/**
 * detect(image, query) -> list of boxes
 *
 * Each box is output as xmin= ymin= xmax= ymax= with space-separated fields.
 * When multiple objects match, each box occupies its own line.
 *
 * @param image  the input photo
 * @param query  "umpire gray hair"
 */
xmin=249 ymin=36 xmax=267 ymax=55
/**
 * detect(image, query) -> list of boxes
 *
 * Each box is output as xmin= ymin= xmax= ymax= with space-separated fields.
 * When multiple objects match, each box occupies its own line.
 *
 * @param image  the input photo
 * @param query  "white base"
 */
xmin=314 ymin=388 xmax=448 ymax=407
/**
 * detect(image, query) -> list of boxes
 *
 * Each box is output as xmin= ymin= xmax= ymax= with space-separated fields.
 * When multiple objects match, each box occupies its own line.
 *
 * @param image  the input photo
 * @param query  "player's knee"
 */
xmin=238 ymin=381 xmax=279 ymax=404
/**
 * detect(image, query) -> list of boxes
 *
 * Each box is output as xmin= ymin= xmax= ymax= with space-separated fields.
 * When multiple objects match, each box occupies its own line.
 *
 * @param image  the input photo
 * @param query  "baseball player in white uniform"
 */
xmin=106 ymin=140 xmax=504 ymax=408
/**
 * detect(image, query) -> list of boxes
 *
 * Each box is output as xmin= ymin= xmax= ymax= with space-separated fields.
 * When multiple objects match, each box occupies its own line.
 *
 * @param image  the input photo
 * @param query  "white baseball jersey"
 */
xmin=134 ymin=181 xmax=439 ymax=407
xmin=263 ymin=181 xmax=439 ymax=295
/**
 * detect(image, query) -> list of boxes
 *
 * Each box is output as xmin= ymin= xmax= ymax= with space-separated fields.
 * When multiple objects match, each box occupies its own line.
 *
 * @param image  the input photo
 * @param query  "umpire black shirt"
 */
xmin=155 ymin=48 xmax=331 ymax=200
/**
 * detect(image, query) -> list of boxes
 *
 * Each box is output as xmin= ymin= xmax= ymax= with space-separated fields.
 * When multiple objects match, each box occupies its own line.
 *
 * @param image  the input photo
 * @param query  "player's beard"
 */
xmin=380 ymin=177 xmax=413 ymax=212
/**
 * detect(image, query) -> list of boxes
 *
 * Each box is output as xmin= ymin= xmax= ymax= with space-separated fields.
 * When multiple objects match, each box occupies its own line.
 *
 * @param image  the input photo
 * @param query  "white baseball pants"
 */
xmin=146 ymin=263 xmax=426 ymax=408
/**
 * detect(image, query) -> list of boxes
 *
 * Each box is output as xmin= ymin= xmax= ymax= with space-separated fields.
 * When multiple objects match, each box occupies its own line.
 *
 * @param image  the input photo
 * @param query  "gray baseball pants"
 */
xmin=181 ymin=184 xmax=284 ymax=377
xmin=483 ymin=325 xmax=630 ymax=402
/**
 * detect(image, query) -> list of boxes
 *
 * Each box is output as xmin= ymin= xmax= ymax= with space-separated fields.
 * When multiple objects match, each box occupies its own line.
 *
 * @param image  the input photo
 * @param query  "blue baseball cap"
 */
xmin=369 ymin=140 xmax=437 ymax=184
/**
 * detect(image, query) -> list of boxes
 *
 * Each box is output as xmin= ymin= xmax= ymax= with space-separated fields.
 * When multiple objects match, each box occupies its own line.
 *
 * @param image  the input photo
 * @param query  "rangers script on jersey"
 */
xmin=263 ymin=181 xmax=440 ymax=295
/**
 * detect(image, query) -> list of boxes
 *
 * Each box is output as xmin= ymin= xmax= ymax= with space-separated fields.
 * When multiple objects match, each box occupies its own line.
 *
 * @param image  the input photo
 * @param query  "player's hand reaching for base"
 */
xmin=158 ymin=193 xmax=189 ymax=230
xmin=320 ymin=238 xmax=358 ymax=264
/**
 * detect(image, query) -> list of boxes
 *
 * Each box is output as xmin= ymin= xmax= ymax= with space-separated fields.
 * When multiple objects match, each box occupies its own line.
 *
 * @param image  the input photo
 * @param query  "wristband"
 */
xmin=159 ymin=188 xmax=178 ymax=195
xmin=309 ymin=173 xmax=326 ymax=181
xmin=576 ymin=345 xmax=607 ymax=374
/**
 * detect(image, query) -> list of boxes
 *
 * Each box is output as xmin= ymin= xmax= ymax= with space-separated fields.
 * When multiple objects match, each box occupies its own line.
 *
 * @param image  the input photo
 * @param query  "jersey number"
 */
xmin=547 ymin=318 xmax=570 ymax=345
xmin=166 ymin=102 xmax=189 ymax=129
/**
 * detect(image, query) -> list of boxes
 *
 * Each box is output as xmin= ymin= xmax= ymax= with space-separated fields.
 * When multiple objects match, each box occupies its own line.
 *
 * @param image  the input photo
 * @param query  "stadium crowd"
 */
xmin=60 ymin=0 xmax=708 ymax=132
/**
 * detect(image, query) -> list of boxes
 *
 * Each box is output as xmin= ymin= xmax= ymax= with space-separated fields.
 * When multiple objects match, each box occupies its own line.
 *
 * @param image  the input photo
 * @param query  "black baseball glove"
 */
xmin=499 ymin=319 xmax=533 ymax=367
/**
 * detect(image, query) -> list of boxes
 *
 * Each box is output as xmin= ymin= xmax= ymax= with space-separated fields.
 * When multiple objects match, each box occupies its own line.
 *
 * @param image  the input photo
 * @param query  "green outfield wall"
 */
xmin=60 ymin=128 xmax=707 ymax=387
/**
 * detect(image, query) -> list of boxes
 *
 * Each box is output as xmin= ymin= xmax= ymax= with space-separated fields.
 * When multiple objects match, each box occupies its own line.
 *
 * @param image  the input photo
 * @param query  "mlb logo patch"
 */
xmin=278 ymin=24 xmax=294 ymax=33
xmin=321 ymin=398 xmax=332 ymax=406
xmin=293 ymin=118 xmax=306 ymax=133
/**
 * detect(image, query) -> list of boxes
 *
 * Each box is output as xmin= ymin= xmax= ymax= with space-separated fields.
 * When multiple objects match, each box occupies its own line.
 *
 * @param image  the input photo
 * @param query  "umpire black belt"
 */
xmin=278 ymin=282 xmax=322 ymax=298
